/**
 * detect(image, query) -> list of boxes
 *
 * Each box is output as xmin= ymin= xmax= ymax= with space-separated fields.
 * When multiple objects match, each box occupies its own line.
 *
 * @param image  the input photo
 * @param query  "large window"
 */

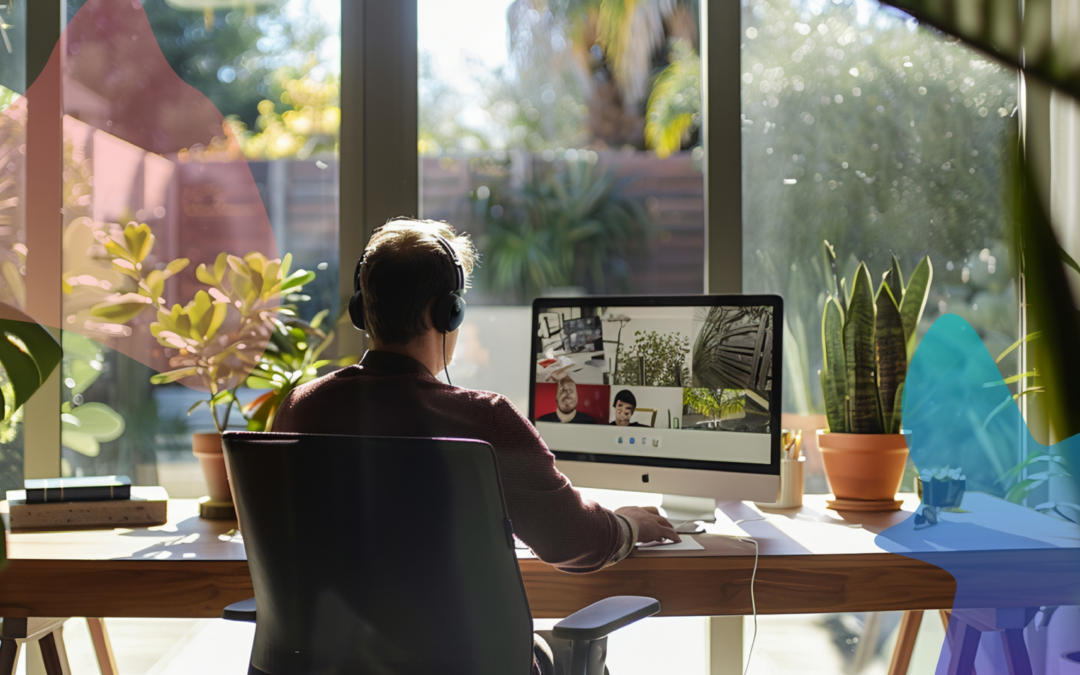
xmin=52 ymin=0 xmax=341 ymax=494
xmin=741 ymin=0 xmax=1019 ymax=493
xmin=419 ymin=0 xmax=706 ymax=409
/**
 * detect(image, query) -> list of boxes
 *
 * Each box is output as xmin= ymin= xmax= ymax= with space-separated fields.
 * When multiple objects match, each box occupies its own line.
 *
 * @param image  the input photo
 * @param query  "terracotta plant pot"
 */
xmin=817 ymin=431 xmax=909 ymax=501
xmin=192 ymin=432 xmax=233 ymax=503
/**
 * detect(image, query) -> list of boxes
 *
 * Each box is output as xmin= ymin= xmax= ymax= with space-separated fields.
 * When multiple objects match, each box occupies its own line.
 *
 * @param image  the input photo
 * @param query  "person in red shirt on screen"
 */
xmin=273 ymin=218 xmax=677 ymax=675
xmin=535 ymin=375 xmax=597 ymax=424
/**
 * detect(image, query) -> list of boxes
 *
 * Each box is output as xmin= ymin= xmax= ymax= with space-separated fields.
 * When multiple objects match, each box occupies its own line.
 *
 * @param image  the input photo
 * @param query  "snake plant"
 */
xmin=819 ymin=242 xmax=932 ymax=434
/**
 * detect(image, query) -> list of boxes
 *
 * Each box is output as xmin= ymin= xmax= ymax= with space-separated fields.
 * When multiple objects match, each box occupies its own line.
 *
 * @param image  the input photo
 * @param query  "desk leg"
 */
xmin=887 ymin=610 xmax=923 ymax=675
xmin=0 ymin=640 xmax=20 ymax=675
xmin=707 ymin=616 xmax=743 ymax=675
xmin=38 ymin=630 xmax=72 ymax=675
xmin=86 ymin=619 xmax=118 ymax=675
xmin=999 ymin=629 xmax=1033 ymax=675
xmin=945 ymin=617 xmax=981 ymax=675
xmin=940 ymin=611 xmax=979 ymax=675
xmin=852 ymin=612 xmax=882 ymax=674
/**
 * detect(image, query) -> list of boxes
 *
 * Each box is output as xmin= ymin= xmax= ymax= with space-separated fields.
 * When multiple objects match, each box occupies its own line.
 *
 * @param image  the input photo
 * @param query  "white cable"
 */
xmin=732 ymin=516 xmax=765 ymax=675
xmin=740 ymin=537 xmax=759 ymax=675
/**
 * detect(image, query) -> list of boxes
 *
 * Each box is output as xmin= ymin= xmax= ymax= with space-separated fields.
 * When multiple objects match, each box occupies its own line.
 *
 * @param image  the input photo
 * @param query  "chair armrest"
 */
xmin=222 ymin=597 xmax=257 ymax=623
xmin=551 ymin=596 xmax=660 ymax=642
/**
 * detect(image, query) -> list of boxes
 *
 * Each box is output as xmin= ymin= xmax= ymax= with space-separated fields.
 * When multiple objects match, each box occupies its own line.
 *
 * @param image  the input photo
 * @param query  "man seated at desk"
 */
xmin=274 ymin=219 xmax=677 ymax=675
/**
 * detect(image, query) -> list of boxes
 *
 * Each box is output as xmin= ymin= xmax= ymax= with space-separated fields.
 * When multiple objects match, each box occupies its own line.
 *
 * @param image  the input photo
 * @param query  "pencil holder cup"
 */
xmin=756 ymin=456 xmax=805 ymax=509
xmin=778 ymin=456 xmax=805 ymax=507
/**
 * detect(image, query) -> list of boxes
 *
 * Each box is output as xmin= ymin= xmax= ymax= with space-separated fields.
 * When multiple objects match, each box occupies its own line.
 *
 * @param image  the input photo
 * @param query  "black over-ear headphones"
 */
xmin=348 ymin=234 xmax=467 ymax=334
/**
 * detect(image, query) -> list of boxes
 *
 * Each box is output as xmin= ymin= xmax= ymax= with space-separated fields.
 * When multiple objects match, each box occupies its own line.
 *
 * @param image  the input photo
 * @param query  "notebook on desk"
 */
xmin=15 ymin=475 xmax=132 ymax=504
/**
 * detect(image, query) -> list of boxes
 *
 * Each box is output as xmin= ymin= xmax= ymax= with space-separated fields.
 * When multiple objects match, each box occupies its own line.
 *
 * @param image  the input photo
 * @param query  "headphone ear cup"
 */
xmin=433 ymin=293 xmax=466 ymax=333
xmin=348 ymin=291 xmax=365 ymax=331
xmin=447 ymin=294 xmax=466 ymax=332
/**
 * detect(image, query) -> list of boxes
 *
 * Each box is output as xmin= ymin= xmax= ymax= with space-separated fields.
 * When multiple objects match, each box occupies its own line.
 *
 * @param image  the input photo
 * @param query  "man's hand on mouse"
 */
xmin=615 ymin=505 xmax=681 ymax=544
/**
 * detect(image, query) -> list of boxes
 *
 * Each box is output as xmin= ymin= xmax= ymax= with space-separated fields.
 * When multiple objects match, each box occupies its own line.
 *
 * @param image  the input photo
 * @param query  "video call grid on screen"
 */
xmin=529 ymin=296 xmax=783 ymax=474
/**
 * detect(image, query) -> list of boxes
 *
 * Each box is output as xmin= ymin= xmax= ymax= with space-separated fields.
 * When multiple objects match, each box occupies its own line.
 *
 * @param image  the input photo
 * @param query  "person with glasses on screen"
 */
xmin=273 ymin=218 xmax=678 ymax=675
xmin=535 ymin=374 xmax=597 ymax=424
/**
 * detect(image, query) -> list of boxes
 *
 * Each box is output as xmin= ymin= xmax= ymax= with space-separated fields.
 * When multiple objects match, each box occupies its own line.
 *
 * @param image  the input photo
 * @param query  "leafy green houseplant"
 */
xmin=241 ymin=307 xmax=358 ymax=432
xmin=89 ymin=223 xmax=314 ymax=431
xmin=817 ymin=242 xmax=932 ymax=506
xmin=0 ymin=305 xmax=61 ymax=570
xmin=88 ymin=221 xmax=314 ymax=504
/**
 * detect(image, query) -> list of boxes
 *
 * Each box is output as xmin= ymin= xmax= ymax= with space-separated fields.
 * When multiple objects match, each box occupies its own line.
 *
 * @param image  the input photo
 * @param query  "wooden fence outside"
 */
xmin=245 ymin=150 xmax=707 ymax=300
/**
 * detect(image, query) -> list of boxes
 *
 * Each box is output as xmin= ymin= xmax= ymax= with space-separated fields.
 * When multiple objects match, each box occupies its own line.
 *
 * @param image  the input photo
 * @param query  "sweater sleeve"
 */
xmin=486 ymin=396 xmax=627 ymax=574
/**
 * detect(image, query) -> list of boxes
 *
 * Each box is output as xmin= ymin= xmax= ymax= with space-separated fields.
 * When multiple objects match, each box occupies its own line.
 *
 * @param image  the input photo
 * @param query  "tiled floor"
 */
xmin=19 ymin=611 xmax=946 ymax=675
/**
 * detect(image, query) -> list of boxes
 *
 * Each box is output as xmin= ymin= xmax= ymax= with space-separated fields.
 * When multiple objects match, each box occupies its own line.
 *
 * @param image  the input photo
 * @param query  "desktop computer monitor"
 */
xmin=529 ymin=295 xmax=782 ymax=511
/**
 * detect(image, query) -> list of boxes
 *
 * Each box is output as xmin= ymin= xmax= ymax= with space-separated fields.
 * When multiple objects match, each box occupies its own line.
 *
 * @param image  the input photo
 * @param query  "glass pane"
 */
xmin=741 ymin=0 xmax=1019 ymax=493
xmin=59 ymin=0 xmax=341 ymax=495
xmin=419 ymin=0 xmax=705 ymax=404
xmin=0 ymin=0 xmax=27 ymax=493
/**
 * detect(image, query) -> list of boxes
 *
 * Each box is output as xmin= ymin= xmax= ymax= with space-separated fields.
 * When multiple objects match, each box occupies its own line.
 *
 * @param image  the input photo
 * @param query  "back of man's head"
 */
xmin=361 ymin=219 xmax=476 ymax=345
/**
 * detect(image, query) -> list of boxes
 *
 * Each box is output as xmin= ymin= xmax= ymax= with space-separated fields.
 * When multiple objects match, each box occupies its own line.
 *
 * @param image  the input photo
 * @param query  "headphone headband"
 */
xmin=353 ymin=234 xmax=463 ymax=293
xmin=433 ymin=234 xmax=465 ymax=293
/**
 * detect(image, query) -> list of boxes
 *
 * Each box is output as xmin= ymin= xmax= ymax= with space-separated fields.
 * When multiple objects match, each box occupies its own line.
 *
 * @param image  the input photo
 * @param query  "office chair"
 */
xmin=221 ymin=432 xmax=659 ymax=675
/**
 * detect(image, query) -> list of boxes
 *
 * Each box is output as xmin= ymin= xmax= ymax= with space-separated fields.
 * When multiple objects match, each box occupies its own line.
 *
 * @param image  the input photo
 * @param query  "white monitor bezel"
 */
xmin=528 ymin=294 xmax=783 ymax=490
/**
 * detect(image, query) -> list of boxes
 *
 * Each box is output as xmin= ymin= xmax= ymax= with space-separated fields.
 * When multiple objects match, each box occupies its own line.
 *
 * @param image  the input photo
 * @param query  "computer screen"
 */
xmin=528 ymin=296 xmax=782 ymax=497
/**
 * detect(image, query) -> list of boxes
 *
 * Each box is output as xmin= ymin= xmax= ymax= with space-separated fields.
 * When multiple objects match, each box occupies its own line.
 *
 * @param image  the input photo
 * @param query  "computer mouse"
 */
xmin=674 ymin=521 xmax=704 ymax=534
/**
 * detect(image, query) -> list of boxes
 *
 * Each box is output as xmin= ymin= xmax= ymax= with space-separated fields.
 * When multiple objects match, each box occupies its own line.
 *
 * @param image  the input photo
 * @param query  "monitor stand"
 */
xmin=660 ymin=494 xmax=717 ymax=523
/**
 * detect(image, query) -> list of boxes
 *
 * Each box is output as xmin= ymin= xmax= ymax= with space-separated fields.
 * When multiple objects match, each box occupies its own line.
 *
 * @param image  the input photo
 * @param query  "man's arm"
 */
xmin=488 ymin=397 xmax=676 ymax=573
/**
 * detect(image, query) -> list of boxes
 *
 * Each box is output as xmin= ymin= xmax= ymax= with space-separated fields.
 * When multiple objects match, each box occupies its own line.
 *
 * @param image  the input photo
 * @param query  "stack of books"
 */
xmin=4 ymin=476 xmax=168 ymax=530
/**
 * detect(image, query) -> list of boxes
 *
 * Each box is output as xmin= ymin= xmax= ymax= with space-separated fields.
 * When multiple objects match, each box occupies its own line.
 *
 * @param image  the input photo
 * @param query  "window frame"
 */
xmin=22 ymin=0 xmax=64 ymax=480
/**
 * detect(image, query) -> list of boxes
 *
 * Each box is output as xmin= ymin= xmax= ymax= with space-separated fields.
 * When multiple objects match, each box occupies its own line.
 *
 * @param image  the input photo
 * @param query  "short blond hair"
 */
xmin=360 ymin=218 xmax=477 ymax=344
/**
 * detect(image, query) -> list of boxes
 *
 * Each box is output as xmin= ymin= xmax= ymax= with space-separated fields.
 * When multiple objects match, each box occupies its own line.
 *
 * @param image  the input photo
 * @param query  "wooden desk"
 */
xmin=1 ymin=494 xmax=1077 ymax=620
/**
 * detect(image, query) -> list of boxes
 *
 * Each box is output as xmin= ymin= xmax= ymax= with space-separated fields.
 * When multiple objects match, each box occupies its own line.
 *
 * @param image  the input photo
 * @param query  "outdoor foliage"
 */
xmin=741 ymin=0 xmax=1020 ymax=415
xmin=227 ymin=63 xmax=340 ymax=160
xmin=882 ymin=0 xmax=1080 ymax=102
xmin=68 ymin=0 xmax=336 ymax=131
xmin=683 ymin=387 xmax=745 ymax=419
xmin=478 ymin=158 xmax=651 ymax=302
xmin=614 ymin=329 xmax=689 ymax=387
xmin=645 ymin=39 xmax=701 ymax=159
xmin=421 ymin=0 xmax=701 ymax=155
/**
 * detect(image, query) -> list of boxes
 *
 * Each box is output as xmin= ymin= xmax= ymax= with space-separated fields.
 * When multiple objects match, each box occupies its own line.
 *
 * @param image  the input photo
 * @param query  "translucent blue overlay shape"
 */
xmin=873 ymin=315 xmax=1080 ymax=673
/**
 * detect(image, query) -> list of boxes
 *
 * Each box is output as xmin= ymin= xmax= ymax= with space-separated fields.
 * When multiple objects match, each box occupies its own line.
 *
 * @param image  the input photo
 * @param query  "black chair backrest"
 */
xmin=222 ymin=432 xmax=535 ymax=675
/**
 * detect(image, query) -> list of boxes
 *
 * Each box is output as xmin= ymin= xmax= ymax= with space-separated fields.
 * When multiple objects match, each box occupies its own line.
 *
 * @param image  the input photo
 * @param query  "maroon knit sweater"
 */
xmin=273 ymin=350 xmax=625 ymax=574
